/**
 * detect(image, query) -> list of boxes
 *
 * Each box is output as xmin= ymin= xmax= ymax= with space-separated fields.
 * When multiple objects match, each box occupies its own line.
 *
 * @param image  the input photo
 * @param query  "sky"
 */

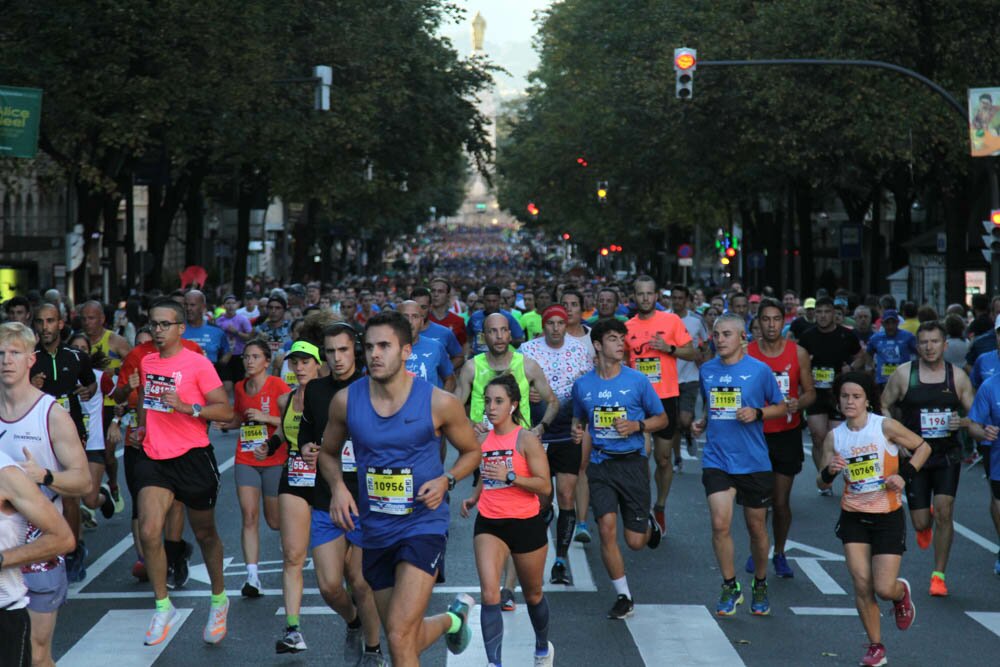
xmin=438 ymin=0 xmax=553 ymax=97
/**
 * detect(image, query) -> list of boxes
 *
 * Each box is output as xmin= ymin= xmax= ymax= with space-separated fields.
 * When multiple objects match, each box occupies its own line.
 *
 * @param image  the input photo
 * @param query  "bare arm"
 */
xmin=671 ymin=340 xmax=698 ymax=361
xmin=525 ymin=357 xmax=559 ymax=436
xmin=878 ymin=363 xmax=908 ymax=417
xmin=163 ymin=385 xmax=234 ymax=423
xmin=0 ymin=466 xmax=75 ymax=569
xmin=444 ymin=374 xmax=457 ymax=393
xmin=436 ymin=389 xmax=482 ymax=483
xmin=453 ymin=360 xmax=476 ymax=405
xmin=815 ymin=431 xmax=839 ymax=490
xmin=514 ymin=430 xmax=551 ymax=496
xmin=882 ymin=417 xmax=931 ymax=470
xmin=795 ymin=346 xmax=816 ymax=410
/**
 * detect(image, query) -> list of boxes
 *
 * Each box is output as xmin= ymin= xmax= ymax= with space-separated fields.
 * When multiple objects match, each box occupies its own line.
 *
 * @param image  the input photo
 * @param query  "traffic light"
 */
xmin=993 ymin=209 xmax=1000 ymax=226
xmin=674 ymin=47 xmax=696 ymax=99
xmin=576 ymin=157 xmax=588 ymax=167
xmin=600 ymin=247 xmax=609 ymax=256
xmin=981 ymin=211 xmax=1000 ymax=262
xmin=597 ymin=181 xmax=608 ymax=203
xmin=527 ymin=202 xmax=539 ymax=217
xmin=562 ymin=232 xmax=571 ymax=241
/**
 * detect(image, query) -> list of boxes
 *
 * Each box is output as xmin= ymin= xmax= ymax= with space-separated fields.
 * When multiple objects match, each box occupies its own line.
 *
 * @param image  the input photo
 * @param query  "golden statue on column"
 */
xmin=472 ymin=11 xmax=486 ymax=52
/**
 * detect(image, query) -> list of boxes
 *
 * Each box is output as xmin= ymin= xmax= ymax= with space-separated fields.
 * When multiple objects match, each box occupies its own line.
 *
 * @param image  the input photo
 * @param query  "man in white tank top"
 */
xmin=0 ymin=322 xmax=90 ymax=667
xmin=0 ymin=448 xmax=76 ymax=667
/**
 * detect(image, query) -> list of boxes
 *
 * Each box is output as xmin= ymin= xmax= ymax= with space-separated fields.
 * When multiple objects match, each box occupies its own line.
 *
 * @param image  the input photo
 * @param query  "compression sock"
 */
xmin=286 ymin=614 xmax=299 ymax=629
xmin=556 ymin=509 xmax=576 ymax=558
xmin=155 ymin=597 xmax=172 ymax=613
xmin=446 ymin=612 xmax=462 ymax=634
xmin=527 ymin=597 xmax=550 ymax=654
xmin=612 ymin=576 xmax=631 ymax=599
xmin=480 ymin=603 xmax=504 ymax=665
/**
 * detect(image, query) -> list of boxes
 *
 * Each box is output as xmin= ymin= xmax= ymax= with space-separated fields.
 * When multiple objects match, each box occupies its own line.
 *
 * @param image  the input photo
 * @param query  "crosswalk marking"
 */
xmin=790 ymin=607 xmax=858 ymax=616
xmin=967 ymin=611 xmax=1000 ymax=638
xmin=58 ymin=608 xmax=193 ymax=666
xmin=627 ymin=604 xmax=747 ymax=666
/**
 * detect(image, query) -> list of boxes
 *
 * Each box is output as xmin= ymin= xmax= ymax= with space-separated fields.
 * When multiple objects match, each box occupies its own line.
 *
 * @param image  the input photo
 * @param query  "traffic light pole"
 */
xmin=697 ymin=56 xmax=1000 ymax=291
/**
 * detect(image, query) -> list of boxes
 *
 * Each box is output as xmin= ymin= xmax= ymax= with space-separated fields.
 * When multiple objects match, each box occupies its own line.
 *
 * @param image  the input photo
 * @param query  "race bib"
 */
xmin=845 ymin=452 xmax=885 ymax=494
xmin=882 ymin=363 xmax=898 ymax=378
xmin=593 ymin=406 xmax=627 ymax=439
xmin=919 ymin=409 xmax=951 ymax=439
xmin=366 ymin=466 xmax=414 ymax=515
xmin=143 ymin=373 xmax=176 ymax=413
xmin=481 ymin=449 xmax=514 ymax=490
xmin=475 ymin=332 xmax=486 ymax=349
xmin=342 ymin=439 xmax=357 ymax=473
xmin=635 ymin=357 xmax=662 ymax=384
xmin=283 ymin=371 xmax=298 ymax=387
xmin=57 ymin=395 xmax=70 ymax=411
xmin=813 ymin=366 xmax=835 ymax=389
xmin=774 ymin=372 xmax=790 ymax=398
xmin=240 ymin=422 xmax=267 ymax=452
xmin=287 ymin=456 xmax=316 ymax=487
xmin=709 ymin=387 xmax=742 ymax=420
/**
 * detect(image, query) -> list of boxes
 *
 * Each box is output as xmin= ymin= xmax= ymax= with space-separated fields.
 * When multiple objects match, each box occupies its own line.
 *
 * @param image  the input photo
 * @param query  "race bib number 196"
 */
xmin=919 ymin=409 xmax=951 ymax=439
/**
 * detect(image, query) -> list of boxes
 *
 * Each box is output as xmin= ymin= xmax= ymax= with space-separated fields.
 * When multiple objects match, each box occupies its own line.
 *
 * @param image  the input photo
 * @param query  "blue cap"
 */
xmin=882 ymin=309 xmax=900 ymax=322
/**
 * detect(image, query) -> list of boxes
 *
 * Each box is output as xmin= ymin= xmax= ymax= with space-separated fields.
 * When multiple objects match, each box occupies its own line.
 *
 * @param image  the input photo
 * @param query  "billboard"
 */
xmin=970 ymin=87 xmax=1000 ymax=157
xmin=0 ymin=85 xmax=42 ymax=158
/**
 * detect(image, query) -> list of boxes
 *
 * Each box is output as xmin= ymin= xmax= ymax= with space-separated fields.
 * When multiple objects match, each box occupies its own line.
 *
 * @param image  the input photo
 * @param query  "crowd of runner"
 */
xmin=5 ymin=244 xmax=1000 ymax=666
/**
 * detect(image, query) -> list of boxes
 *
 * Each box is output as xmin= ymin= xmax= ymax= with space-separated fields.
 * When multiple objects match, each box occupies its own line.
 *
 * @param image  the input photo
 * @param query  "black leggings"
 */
xmin=0 ymin=607 xmax=31 ymax=666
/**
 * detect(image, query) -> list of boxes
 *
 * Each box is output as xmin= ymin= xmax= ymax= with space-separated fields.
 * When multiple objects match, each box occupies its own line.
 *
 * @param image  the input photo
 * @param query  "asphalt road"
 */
xmin=52 ymin=429 xmax=1000 ymax=666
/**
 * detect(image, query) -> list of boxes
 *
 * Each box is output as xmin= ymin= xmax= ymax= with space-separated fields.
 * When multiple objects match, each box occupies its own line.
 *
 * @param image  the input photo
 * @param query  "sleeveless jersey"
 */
xmin=347 ymin=376 xmax=447 ymax=548
xmin=92 ymin=329 xmax=123 ymax=407
xmin=470 ymin=353 xmax=531 ymax=426
xmin=235 ymin=375 xmax=289 ymax=467
xmin=81 ymin=369 xmax=105 ymax=452
xmin=897 ymin=362 xmax=962 ymax=467
xmin=478 ymin=427 xmax=539 ymax=520
xmin=0 ymin=450 xmax=29 ymax=609
xmin=747 ymin=340 xmax=801 ymax=432
xmin=282 ymin=388 xmax=315 ymax=489
xmin=1 ymin=393 xmax=64 ymax=573
xmin=833 ymin=414 xmax=901 ymax=513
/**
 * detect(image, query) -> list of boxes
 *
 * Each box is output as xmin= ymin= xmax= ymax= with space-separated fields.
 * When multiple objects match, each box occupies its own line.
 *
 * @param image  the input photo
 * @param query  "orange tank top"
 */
xmin=477 ymin=426 xmax=539 ymax=520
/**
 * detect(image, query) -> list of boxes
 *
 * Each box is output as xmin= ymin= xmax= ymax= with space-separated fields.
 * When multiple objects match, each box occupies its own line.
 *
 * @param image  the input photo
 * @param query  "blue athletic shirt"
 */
xmin=699 ymin=354 xmax=784 ymax=474
xmin=466 ymin=309 xmax=525 ymax=356
xmin=346 ymin=376 xmax=448 ymax=548
xmin=406 ymin=336 xmax=454 ymax=388
xmin=972 ymin=351 xmax=1000 ymax=389
xmin=182 ymin=323 xmax=230 ymax=364
xmin=421 ymin=321 xmax=462 ymax=359
xmin=968 ymin=374 xmax=1000 ymax=473
xmin=572 ymin=366 xmax=663 ymax=464
xmin=866 ymin=330 xmax=917 ymax=384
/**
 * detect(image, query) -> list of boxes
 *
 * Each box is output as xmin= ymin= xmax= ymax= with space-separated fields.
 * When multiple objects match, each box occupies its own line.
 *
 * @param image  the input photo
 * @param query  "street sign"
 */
xmin=747 ymin=251 xmax=765 ymax=269
xmin=0 ymin=85 xmax=42 ymax=158
xmin=677 ymin=243 xmax=693 ymax=258
xmin=678 ymin=257 xmax=693 ymax=267
xmin=969 ymin=87 xmax=1000 ymax=157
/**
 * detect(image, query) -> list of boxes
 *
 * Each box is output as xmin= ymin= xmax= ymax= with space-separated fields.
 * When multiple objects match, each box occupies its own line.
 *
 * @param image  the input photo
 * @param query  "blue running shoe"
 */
xmin=573 ymin=522 xmax=592 ymax=544
xmin=744 ymin=555 xmax=754 ymax=574
xmin=716 ymin=582 xmax=743 ymax=616
xmin=750 ymin=579 xmax=770 ymax=616
xmin=445 ymin=593 xmax=476 ymax=655
xmin=773 ymin=553 xmax=794 ymax=578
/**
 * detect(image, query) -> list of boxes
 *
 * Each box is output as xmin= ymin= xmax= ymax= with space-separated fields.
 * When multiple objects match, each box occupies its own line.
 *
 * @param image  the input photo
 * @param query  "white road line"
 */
xmin=790 ymin=607 xmax=858 ymax=616
xmin=627 ymin=604 xmax=746 ymax=666
xmin=69 ymin=456 xmax=236 ymax=597
xmin=447 ymin=606 xmax=541 ymax=667
xmin=793 ymin=558 xmax=847 ymax=595
xmin=967 ymin=611 xmax=1000 ymax=638
xmin=58 ymin=608 xmax=193 ymax=666
xmin=954 ymin=520 xmax=999 ymax=553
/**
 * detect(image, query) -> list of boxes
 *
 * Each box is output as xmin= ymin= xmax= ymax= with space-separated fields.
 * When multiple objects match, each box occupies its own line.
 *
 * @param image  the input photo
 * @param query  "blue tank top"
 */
xmin=347 ymin=376 xmax=447 ymax=548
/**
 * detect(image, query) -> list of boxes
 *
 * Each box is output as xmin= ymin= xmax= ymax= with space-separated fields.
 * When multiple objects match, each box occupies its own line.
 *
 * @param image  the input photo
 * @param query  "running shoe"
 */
xmin=344 ymin=624 xmax=363 ymax=664
xmin=99 ymin=483 xmax=115 ymax=519
xmin=573 ymin=522 xmax=592 ymax=544
xmin=916 ymin=527 xmax=933 ymax=550
xmin=275 ymin=626 xmax=307 ymax=654
xmin=673 ymin=455 xmax=683 ymax=473
xmin=241 ymin=575 xmax=262 ymax=598
xmin=893 ymin=578 xmax=915 ymax=630
xmin=750 ymin=579 xmax=770 ymax=616
xmin=860 ymin=642 xmax=887 ymax=666
xmin=501 ymin=587 xmax=516 ymax=611
xmin=144 ymin=605 xmax=180 ymax=646
xmin=111 ymin=486 xmax=125 ymax=514
xmin=358 ymin=652 xmax=389 ymax=667
xmin=550 ymin=559 xmax=572 ymax=585
xmin=445 ymin=593 xmax=476 ymax=655
xmin=203 ymin=598 xmax=229 ymax=644
xmin=929 ymin=573 xmax=948 ymax=597
xmin=132 ymin=559 xmax=149 ymax=582
xmin=171 ymin=541 xmax=193 ymax=589
xmin=716 ymin=582 xmax=743 ymax=616
xmin=534 ymin=641 xmax=555 ymax=666
xmin=653 ymin=508 xmax=666 ymax=534
xmin=81 ymin=506 xmax=98 ymax=530
xmin=647 ymin=510 xmax=662 ymax=549
xmin=818 ymin=487 xmax=833 ymax=497
xmin=744 ymin=555 xmax=755 ymax=574
xmin=607 ymin=594 xmax=634 ymax=620
xmin=773 ymin=553 xmax=794 ymax=578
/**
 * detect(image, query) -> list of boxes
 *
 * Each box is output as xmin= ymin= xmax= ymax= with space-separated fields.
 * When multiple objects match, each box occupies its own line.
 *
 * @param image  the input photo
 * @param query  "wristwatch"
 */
xmin=667 ymin=344 xmax=676 ymax=355
xmin=637 ymin=420 xmax=646 ymax=433
xmin=754 ymin=408 xmax=764 ymax=421
xmin=446 ymin=473 xmax=456 ymax=491
xmin=506 ymin=471 xmax=517 ymax=484
xmin=43 ymin=469 xmax=54 ymax=486
xmin=191 ymin=403 xmax=203 ymax=418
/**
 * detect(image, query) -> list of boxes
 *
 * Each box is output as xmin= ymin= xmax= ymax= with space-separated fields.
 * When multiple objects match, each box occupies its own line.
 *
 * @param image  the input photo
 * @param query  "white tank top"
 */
xmin=0 ymin=451 xmax=29 ymax=609
xmin=1 ymin=393 xmax=63 ymax=511
xmin=832 ymin=413 xmax=902 ymax=513
xmin=82 ymin=369 xmax=105 ymax=452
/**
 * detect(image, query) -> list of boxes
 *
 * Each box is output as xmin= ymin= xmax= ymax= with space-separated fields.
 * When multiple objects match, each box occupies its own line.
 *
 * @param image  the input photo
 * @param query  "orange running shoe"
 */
xmin=916 ymin=527 xmax=933 ymax=550
xmin=929 ymin=573 xmax=948 ymax=597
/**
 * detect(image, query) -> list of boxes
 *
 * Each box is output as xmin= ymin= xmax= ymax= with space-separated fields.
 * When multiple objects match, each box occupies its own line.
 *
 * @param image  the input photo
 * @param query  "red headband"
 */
xmin=542 ymin=305 xmax=569 ymax=325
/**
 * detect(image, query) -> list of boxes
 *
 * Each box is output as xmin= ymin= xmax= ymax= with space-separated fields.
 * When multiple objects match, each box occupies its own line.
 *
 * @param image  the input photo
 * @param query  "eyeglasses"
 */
xmin=150 ymin=320 xmax=181 ymax=330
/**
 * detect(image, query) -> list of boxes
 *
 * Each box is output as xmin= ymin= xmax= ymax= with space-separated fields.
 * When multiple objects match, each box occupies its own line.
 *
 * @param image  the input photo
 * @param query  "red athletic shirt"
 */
xmin=234 ymin=375 xmax=291 ymax=467
xmin=747 ymin=340 xmax=801 ymax=432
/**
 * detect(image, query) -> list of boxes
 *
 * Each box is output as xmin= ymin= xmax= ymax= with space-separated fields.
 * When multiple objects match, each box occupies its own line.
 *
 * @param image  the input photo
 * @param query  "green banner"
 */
xmin=0 ymin=85 xmax=43 ymax=158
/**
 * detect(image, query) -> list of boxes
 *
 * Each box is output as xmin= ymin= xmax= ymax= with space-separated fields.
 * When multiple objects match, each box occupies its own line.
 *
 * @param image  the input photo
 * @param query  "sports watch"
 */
xmin=191 ymin=403 xmax=203 ymax=418
xmin=506 ymin=471 xmax=517 ymax=484
xmin=446 ymin=473 xmax=456 ymax=490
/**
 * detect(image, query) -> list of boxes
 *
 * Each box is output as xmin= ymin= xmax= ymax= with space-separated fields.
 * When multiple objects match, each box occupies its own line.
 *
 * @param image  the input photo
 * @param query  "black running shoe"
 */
xmin=607 ymin=594 xmax=634 ymax=620
xmin=550 ymin=560 xmax=572 ymax=585
xmin=171 ymin=541 xmax=193 ymax=589
xmin=99 ymin=484 xmax=115 ymax=519
xmin=647 ymin=510 xmax=662 ymax=550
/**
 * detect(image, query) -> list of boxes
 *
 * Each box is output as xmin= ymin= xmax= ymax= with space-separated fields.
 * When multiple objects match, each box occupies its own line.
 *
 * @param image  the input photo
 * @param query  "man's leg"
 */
xmin=552 ymin=471 xmax=577 ymax=581
xmin=932 ymin=494 xmax=956 ymax=573
xmin=137 ymin=486 xmax=176 ymax=601
xmin=345 ymin=544 xmax=382 ymax=652
xmin=27 ymin=609 xmax=57 ymax=667
xmin=380 ymin=562 xmax=455 ymax=667
xmin=772 ymin=472 xmax=794 ymax=555
xmin=186 ymin=506 xmax=225 ymax=596
xmin=806 ymin=414 xmax=829 ymax=471
xmin=596 ymin=512 xmax=625 ymax=579
xmin=652 ymin=435 xmax=674 ymax=527
xmin=707 ymin=489 xmax=737 ymax=579
xmin=313 ymin=535 xmax=357 ymax=620
xmin=744 ymin=505 xmax=770 ymax=581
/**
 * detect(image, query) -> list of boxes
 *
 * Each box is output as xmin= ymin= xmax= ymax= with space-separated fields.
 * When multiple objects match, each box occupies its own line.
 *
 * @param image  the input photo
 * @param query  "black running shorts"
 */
xmin=133 ymin=445 xmax=221 ymax=511
xmin=835 ymin=508 xmax=906 ymax=555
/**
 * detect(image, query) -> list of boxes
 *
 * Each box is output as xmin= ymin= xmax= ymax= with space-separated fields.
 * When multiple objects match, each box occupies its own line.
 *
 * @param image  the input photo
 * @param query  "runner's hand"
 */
xmin=986 ymin=425 xmax=1000 ymax=440
xmin=735 ymin=407 xmax=758 ymax=423
xmin=253 ymin=443 xmax=269 ymax=461
xmin=417 ymin=475 xmax=449 ymax=510
xmin=828 ymin=453 xmax=848 ymax=474
xmin=529 ymin=387 xmax=541 ymax=403
xmin=300 ymin=442 xmax=319 ymax=466
xmin=245 ymin=408 xmax=266 ymax=422
xmin=31 ymin=372 xmax=46 ymax=389
xmin=330 ymin=485 xmax=359 ymax=531
xmin=649 ymin=334 xmax=669 ymax=352
xmin=885 ymin=474 xmax=905 ymax=492
xmin=127 ymin=426 xmax=146 ymax=448
xmin=128 ymin=371 xmax=141 ymax=391
xmin=612 ymin=417 xmax=637 ymax=436
xmin=106 ymin=421 xmax=122 ymax=446
xmin=473 ymin=420 xmax=490 ymax=435
xmin=691 ymin=419 xmax=706 ymax=436
xmin=161 ymin=390 xmax=184 ymax=412
xmin=571 ymin=422 xmax=584 ymax=444
xmin=460 ymin=496 xmax=477 ymax=518
xmin=785 ymin=397 xmax=799 ymax=414
xmin=948 ymin=413 xmax=962 ymax=431
xmin=19 ymin=448 xmax=46 ymax=484
xmin=75 ymin=383 xmax=96 ymax=400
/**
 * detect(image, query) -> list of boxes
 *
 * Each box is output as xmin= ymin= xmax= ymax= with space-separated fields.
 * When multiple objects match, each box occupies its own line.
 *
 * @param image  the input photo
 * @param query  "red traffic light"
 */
xmin=600 ymin=248 xmax=609 ymax=256
xmin=674 ymin=49 xmax=696 ymax=71
xmin=576 ymin=157 xmax=588 ymax=167
xmin=527 ymin=202 xmax=539 ymax=216
xmin=725 ymin=247 xmax=736 ymax=258
xmin=992 ymin=209 xmax=1000 ymax=226
xmin=562 ymin=233 xmax=571 ymax=241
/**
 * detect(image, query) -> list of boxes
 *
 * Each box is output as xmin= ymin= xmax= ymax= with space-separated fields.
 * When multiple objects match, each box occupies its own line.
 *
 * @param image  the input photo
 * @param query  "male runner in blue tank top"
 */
xmin=318 ymin=311 xmax=482 ymax=667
